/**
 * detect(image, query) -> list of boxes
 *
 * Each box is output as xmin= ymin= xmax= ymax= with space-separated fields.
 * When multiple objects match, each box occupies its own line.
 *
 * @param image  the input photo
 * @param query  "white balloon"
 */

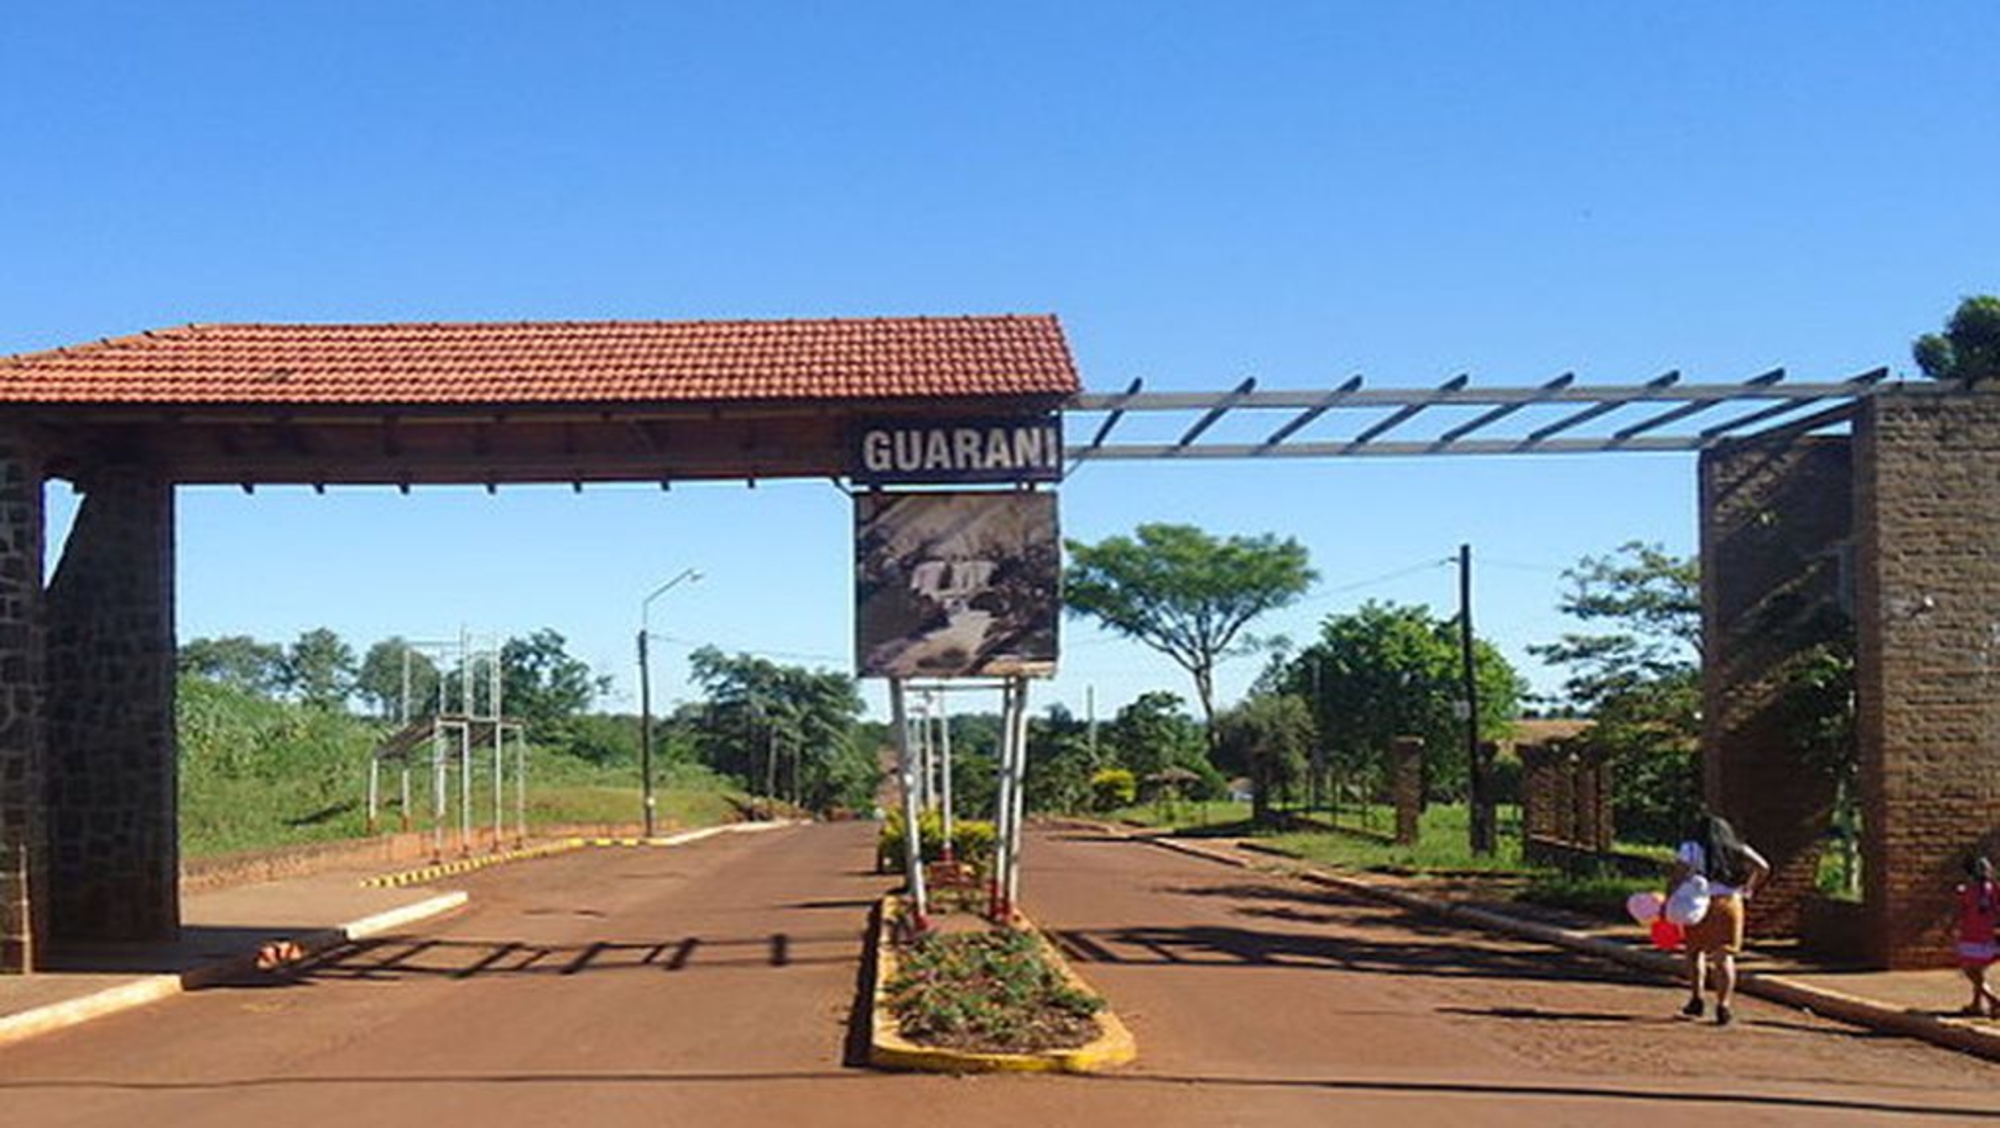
xmin=1665 ymin=875 xmax=1712 ymax=926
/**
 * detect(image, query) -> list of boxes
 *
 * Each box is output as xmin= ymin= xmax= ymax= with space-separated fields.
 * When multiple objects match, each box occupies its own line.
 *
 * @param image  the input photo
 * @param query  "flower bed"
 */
xmin=885 ymin=928 xmax=1104 ymax=1053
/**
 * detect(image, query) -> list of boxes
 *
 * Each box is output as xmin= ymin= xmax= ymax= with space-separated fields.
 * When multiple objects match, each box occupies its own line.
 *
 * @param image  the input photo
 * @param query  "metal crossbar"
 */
xmin=1064 ymin=366 xmax=1893 ymax=461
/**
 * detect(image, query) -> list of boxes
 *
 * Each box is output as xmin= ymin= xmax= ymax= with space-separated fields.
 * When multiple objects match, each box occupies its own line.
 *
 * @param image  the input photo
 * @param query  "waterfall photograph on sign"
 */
xmin=854 ymin=491 xmax=1059 ymax=678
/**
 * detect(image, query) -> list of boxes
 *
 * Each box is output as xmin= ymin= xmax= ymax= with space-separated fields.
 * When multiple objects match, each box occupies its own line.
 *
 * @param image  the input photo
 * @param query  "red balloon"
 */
xmin=1650 ymin=918 xmax=1685 ymax=951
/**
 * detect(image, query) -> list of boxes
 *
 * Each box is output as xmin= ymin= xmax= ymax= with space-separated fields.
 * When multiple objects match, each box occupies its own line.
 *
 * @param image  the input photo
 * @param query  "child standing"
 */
xmin=1957 ymin=856 xmax=1999 ymax=1018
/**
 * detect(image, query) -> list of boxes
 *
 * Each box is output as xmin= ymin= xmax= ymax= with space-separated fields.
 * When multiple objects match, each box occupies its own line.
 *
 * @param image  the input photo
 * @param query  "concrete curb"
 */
xmin=1116 ymin=826 xmax=2000 ymax=1065
xmin=867 ymin=895 xmax=1137 ymax=1074
xmin=0 ymin=890 xmax=468 ymax=1051
xmin=360 ymin=819 xmax=806 ymax=887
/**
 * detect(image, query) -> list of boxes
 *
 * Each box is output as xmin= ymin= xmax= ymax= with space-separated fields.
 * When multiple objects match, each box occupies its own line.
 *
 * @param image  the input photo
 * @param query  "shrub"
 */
xmin=1088 ymin=768 xmax=1137 ymax=811
xmin=877 ymin=809 xmax=997 ymax=874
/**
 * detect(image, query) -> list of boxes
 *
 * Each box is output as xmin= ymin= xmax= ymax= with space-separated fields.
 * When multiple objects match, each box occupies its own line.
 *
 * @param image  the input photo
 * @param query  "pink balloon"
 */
xmin=1626 ymin=891 xmax=1665 ymax=924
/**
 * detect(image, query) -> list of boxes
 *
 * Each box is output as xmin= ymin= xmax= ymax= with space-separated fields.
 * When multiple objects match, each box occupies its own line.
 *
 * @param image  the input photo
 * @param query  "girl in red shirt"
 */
xmin=1959 ymin=856 xmax=1999 ymax=1018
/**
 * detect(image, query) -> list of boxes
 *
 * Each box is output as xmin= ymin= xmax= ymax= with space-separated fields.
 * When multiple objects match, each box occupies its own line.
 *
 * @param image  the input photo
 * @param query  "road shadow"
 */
xmin=215 ymin=927 xmax=870 ymax=989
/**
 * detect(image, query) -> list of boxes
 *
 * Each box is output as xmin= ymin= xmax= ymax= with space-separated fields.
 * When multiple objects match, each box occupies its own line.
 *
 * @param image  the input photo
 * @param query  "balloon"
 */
xmin=1665 ymin=875 xmax=1712 ymax=926
xmin=1625 ymin=891 xmax=1665 ymax=924
xmin=1650 ymin=918 xmax=1685 ymax=951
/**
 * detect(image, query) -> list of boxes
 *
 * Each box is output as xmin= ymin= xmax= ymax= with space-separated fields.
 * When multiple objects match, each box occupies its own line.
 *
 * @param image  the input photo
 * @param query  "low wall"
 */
xmin=180 ymin=821 xmax=656 ymax=892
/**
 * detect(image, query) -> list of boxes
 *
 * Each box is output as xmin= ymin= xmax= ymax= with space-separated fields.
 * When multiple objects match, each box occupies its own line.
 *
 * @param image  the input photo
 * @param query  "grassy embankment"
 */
xmin=1106 ymin=799 xmax=1665 ymax=918
xmin=178 ymin=677 xmax=746 ymax=858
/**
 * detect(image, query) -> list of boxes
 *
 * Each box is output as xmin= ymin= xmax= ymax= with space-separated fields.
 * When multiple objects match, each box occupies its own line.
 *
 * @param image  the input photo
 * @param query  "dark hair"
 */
xmin=1692 ymin=813 xmax=1750 ymax=887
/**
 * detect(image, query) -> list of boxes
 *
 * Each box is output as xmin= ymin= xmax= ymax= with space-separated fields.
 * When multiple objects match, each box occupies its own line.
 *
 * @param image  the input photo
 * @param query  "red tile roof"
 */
xmin=0 ymin=316 xmax=1078 ymax=406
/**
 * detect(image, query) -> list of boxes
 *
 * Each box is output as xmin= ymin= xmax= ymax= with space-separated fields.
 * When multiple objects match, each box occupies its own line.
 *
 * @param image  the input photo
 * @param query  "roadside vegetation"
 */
xmin=178 ymin=626 xmax=877 ymax=859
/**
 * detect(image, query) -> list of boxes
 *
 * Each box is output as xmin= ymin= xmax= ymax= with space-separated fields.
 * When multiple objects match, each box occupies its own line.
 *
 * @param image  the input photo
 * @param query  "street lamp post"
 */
xmin=639 ymin=568 xmax=702 ymax=838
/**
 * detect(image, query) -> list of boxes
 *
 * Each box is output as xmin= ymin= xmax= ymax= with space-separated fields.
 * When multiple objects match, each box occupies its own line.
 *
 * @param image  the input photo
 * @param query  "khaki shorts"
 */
xmin=1685 ymin=893 xmax=1745 ymax=954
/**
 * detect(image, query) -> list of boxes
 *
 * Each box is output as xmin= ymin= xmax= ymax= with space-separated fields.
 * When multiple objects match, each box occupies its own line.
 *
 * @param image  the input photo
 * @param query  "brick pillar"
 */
xmin=1392 ymin=737 xmax=1422 ymax=845
xmin=44 ymin=469 xmax=178 ymax=943
xmin=1518 ymin=744 xmax=1551 ymax=839
xmin=0 ymin=431 xmax=45 ymax=973
xmin=1854 ymin=388 xmax=2000 ymax=968
xmin=1699 ymin=435 xmax=1852 ymax=938
xmin=1552 ymin=750 xmax=1578 ymax=844
xmin=1590 ymin=748 xmax=1615 ymax=852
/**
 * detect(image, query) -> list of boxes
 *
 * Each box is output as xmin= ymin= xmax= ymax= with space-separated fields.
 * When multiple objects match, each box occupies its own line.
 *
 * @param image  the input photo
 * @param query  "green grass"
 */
xmin=1103 ymin=799 xmax=1253 ymax=829
xmin=177 ymin=677 xmax=747 ymax=858
xmin=1260 ymin=804 xmax=1529 ymax=874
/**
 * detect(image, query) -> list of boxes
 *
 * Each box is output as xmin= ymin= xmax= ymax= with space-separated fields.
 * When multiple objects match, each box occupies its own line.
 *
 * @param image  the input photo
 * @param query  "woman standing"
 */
xmin=1669 ymin=813 xmax=1771 ymax=1026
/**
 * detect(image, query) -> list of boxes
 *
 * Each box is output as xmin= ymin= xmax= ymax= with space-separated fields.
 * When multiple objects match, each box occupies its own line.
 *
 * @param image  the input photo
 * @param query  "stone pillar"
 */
xmin=1699 ymin=435 xmax=1853 ymax=938
xmin=0 ymin=430 xmax=44 ymax=973
xmin=1854 ymin=389 xmax=2000 ymax=968
xmin=1392 ymin=737 xmax=1422 ymax=845
xmin=44 ymin=469 xmax=178 ymax=943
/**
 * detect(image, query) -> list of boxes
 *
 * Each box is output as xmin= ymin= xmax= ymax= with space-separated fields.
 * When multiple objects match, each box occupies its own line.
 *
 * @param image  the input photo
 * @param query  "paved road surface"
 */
xmin=3 ymin=822 xmax=1998 ymax=1126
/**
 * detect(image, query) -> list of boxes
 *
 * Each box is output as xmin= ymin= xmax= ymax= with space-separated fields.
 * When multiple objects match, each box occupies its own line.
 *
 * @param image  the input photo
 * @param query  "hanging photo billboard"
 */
xmin=855 ymin=491 xmax=1059 ymax=678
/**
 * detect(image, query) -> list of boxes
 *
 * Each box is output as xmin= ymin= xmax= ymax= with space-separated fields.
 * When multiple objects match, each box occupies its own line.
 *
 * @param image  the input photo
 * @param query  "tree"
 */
xmin=501 ymin=628 xmax=610 ymax=735
xmin=1528 ymin=542 xmax=1701 ymax=844
xmin=686 ymin=646 xmax=865 ymax=809
xmin=1212 ymin=693 xmax=1313 ymax=824
xmin=1914 ymin=295 xmax=2000 ymax=385
xmin=178 ymin=634 xmax=285 ymax=696
xmin=1278 ymin=601 xmax=1520 ymax=804
xmin=1066 ymin=524 xmax=1317 ymax=740
xmin=355 ymin=637 xmax=440 ymax=721
xmin=280 ymin=628 xmax=357 ymax=711
xmin=1101 ymin=691 xmax=1214 ymax=796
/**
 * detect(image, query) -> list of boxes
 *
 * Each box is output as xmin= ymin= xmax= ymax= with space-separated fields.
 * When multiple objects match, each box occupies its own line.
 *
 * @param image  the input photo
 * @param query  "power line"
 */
xmin=1297 ymin=557 xmax=1453 ymax=606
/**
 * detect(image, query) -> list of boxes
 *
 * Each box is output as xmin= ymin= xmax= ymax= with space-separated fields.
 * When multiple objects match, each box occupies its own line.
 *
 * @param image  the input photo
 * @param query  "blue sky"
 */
xmin=4 ymin=3 xmax=1995 ymax=722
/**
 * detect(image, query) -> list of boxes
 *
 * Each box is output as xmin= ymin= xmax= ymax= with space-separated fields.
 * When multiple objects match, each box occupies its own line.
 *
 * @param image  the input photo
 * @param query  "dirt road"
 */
xmin=3 ymin=822 xmax=1997 ymax=1126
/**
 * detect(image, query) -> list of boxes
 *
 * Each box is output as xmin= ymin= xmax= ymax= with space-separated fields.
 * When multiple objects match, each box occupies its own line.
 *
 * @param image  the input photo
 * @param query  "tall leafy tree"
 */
xmin=501 ymin=628 xmax=610 ymax=733
xmin=1278 ymin=601 xmax=1520 ymax=803
xmin=1212 ymin=693 xmax=1314 ymax=824
xmin=179 ymin=634 xmax=286 ymax=696
xmin=1528 ymin=542 xmax=1701 ymax=843
xmin=355 ymin=637 xmax=440 ymax=721
xmin=1914 ymin=295 xmax=2000 ymax=385
xmin=1066 ymin=523 xmax=1317 ymax=740
xmin=280 ymin=628 xmax=357 ymax=711
xmin=1101 ymin=691 xmax=1213 ymax=793
xmin=687 ymin=646 xmax=864 ymax=808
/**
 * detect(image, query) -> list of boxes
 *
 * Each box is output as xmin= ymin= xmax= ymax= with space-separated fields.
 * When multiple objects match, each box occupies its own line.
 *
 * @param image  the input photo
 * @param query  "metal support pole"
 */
xmin=400 ymin=761 xmax=412 ymax=832
xmin=367 ymin=756 xmax=381 ymax=835
xmin=490 ymin=650 xmax=503 ymax=851
xmin=989 ymin=681 xmax=1016 ymax=921
xmin=1006 ymin=677 xmax=1031 ymax=914
xmin=431 ymin=724 xmax=446 ymax=860
xmin=889 ymin=679 xmax=929 ymax=928
xmin=937 ymin=691 xmax=955 ymax=864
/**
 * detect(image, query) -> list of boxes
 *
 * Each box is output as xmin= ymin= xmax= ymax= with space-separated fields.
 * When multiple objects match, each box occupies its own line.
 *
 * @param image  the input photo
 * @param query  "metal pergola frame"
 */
xmin=1064 ymin=367 xmax=1891 ymax=464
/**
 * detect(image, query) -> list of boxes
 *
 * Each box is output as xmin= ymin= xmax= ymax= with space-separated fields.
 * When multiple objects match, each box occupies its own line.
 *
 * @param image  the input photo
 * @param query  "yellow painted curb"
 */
xmin=360 ymin=839 xmax=586 ymax=888
xmin=359 ymin=821 xmax=809 ymax=887
xmin=866 ymin=895 xmax=1137 ymax=1074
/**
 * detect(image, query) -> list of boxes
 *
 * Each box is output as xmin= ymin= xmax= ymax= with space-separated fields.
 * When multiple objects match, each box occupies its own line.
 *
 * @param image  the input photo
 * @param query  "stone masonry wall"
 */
xmin=44 ymin=470 xmax=178 ymax=943
xmin=1854 ymin=388 xmax=2000 ymax=968
xmin=1699 ymin=435 xmax=1852 ymax=938
xmin=0 ymin=430 xmax=43 ymax=973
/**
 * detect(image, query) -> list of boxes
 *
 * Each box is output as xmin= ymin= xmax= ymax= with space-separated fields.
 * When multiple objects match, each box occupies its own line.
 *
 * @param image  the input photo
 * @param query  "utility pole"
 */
xmin=1458 ymin=543 xmax=1492 ymax=855
xmin=639 ymin=568 xmax=701 ymax=838
xmin=638 ymin=628 xmax=652 ymax=834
